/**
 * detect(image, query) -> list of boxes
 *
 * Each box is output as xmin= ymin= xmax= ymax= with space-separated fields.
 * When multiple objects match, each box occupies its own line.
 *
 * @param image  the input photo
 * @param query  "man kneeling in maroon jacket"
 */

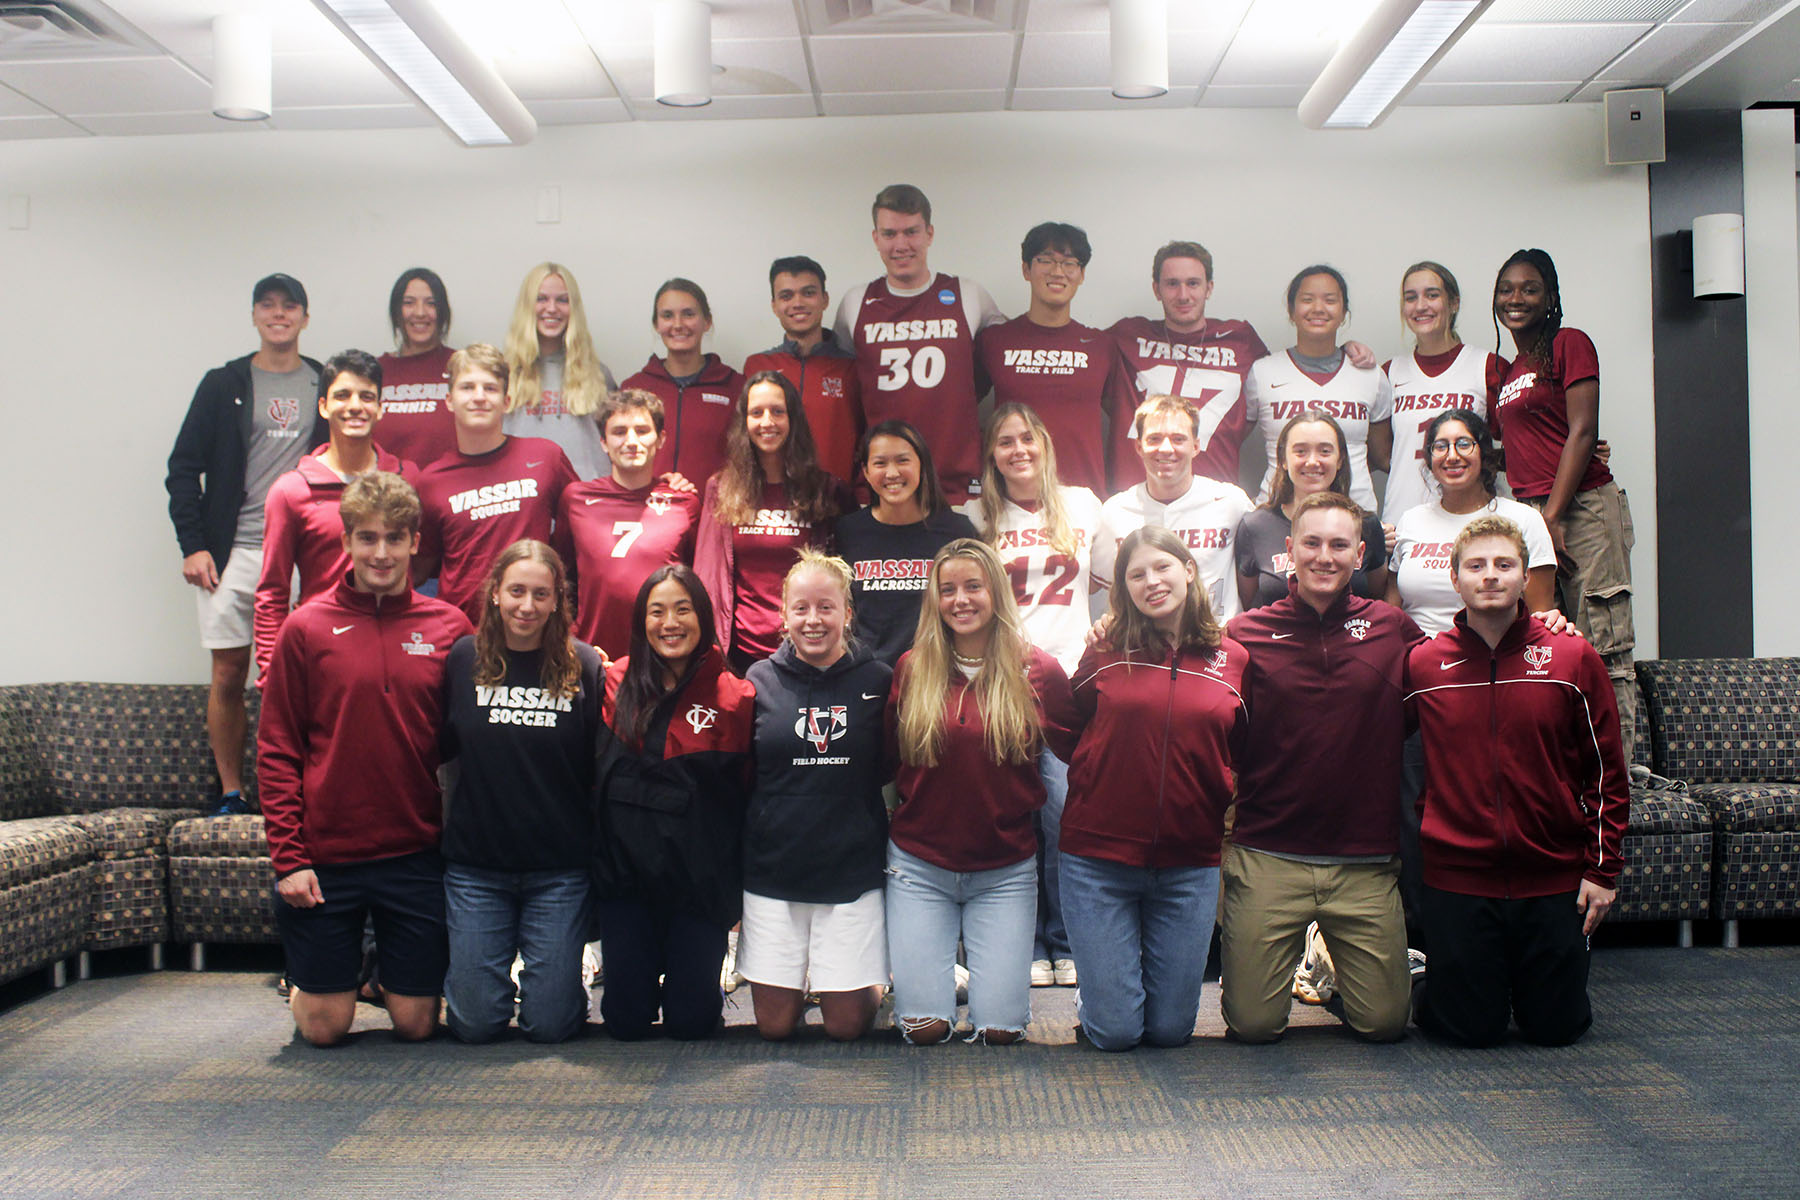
xmin=1405 ymin=515 xmax=1628 ymax=1046
xmin=259 ymin=471 xmax=473 ymax=1047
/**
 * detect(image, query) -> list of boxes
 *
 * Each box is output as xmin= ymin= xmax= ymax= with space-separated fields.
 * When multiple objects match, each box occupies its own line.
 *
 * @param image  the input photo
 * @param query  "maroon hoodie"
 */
xmin=1063 ymin=638 xmax=1249 ymax=869
xmin=619 ymin=354 xmax=744 ymax=486
xmin=258 ymin=574 xmax=473 ymax=877
xmin=1405 ymin=606 xmax=1629 ymax=895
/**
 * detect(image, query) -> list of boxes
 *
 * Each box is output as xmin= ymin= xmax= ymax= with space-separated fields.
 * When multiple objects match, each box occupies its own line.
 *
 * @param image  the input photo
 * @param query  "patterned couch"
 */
xmin=1637 ymin=657 xmax=1800 ymax=945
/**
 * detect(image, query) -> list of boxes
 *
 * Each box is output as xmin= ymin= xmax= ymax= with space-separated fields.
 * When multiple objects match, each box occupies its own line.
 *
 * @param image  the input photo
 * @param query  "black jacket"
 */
xmin=165 ymin=352 xmax=326 ymax=569
xmin=592 ymin=648 xmax=755 ymax=929
xmin=743 ymin=643 xmax=892 ymax=903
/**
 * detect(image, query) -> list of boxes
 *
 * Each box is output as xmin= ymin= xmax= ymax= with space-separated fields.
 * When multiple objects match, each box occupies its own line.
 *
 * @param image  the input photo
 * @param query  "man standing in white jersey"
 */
xmin=1092 ymin=394 xmax=1254 ymax=621
xmin=834 ymin=184 xmax=1003 ymax=503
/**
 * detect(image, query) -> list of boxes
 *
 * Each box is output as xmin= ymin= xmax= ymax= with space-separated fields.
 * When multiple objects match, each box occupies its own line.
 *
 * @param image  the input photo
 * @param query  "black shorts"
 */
xmin=275 ymin=850 xmax=448 ymax=997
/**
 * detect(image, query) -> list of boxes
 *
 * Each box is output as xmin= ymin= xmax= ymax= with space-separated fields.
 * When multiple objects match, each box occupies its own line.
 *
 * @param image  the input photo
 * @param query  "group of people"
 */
xmin=164 ymin=183 xmax=1633 ymax=1051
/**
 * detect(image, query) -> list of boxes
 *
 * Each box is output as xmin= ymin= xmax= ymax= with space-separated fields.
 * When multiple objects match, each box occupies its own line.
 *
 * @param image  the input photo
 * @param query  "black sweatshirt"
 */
xmin=833 ymin=505 xmax=978 ymax=666
xmin=743 ymin=642 xmax=893 ymax=903
xmin=440 ymin=638 xmax=604 ymax=871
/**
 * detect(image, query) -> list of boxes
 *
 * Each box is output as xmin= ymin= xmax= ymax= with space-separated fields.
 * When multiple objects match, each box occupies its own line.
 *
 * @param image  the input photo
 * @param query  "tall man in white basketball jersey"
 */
xmin=1092 ymin=394 xmax=1254 ymax=621
xmin=834 ymin=184 xmax=1003 ymax=503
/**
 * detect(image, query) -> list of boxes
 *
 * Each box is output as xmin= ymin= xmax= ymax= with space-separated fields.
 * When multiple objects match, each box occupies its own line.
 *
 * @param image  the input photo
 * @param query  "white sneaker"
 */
xmin=1030 ymin=958 xmax=1055 ymax=987
xmin=721 ymin=929 xmax=744 ymax=994
xmin=954 ymin=962 xmax=971 ymax=1002
xmin=1292 ymin=921 xmax=1336 ymax=1006
xmin=1052 ymin=958 xmax=1078 ymax=987
xmin=582 ymin=941 xmax=603 ymax=988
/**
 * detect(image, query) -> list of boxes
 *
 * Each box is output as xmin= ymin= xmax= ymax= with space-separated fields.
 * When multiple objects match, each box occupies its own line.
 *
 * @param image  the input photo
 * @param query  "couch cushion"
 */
xmin=0 ymin=685 xmax=55 ymax=820
xmin=1686 ymin=782 xmax=1800 ymax=835
xmin=0 ymin=817 xmax=93 ymax=889
xmin=63 ymin=807 xmax=201 ymax=859
xmin=1626 ymin=787 xmax=1712 ymax=835
xmin=47 ymin=683 xmax=220 ymax=813
xmin=1636 ymin=658 xmax=1800 ymax=784
xmin=168 ymin=813 xmax=269 ymax=859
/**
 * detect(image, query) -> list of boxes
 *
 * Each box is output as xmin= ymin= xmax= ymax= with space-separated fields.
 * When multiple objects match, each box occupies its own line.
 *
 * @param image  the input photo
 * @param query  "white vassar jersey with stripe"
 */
xmin=1092 ymin=478 xmax=1254 ymax=621
xmin=1382 ymin=344 xmax=1496 ymax=523
xmin=961 ymin=485 xmax=1103 ymax=676
xmin=1244 ymin=352 xmax=1393 ymax=513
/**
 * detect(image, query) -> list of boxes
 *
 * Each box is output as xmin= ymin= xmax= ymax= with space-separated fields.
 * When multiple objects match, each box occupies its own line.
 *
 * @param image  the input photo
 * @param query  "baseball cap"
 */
xmin=253 ymin=272 xmax=309 ymax=311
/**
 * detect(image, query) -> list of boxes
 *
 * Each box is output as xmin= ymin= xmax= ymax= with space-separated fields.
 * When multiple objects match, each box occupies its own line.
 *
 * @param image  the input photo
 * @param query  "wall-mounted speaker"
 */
xmin=1605 ymin=88 xmax=1666 ymax=166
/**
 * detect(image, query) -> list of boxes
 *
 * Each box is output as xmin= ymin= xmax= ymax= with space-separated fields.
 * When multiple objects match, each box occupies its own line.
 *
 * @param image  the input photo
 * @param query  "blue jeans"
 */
xmin=884 ymin=841 xmax=1036 ymax=1041
xmin=1033 ymin=748 xmax=1071 ymax=962
xmin=443 ymin=863 xmax=591 ymax=1044
xmin=1060 ymin=851 xmax=1220 ymax=1051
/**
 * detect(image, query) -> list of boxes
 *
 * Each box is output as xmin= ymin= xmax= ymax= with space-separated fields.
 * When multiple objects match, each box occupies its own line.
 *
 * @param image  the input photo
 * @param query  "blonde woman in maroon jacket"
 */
xmin=886 ymin=538 xmax=1077 ymax=1045
xmin=1404 ymin=516 xmax=1627 ymax=1047
xmin=1061 ymin=526 xmax=1249 ymax=1050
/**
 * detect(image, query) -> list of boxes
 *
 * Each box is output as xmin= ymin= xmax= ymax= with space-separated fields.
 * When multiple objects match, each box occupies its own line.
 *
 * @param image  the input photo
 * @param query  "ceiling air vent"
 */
xmin=805 ymin=0 xmax=1018 ymax=37
xmin=0 ymin=1 xmax=154 ymax=60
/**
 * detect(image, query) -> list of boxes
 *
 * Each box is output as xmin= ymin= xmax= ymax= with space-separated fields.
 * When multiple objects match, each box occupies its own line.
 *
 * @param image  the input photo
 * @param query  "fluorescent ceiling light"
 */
xmin=309 ymin=0 xmax=536 ymax=146
xmin=1298 ymin=0 xmax=1492 ymax=130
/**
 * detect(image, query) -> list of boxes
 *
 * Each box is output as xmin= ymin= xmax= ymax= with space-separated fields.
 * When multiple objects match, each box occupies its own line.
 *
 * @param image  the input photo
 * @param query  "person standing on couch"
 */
xmin=165 ymin=273 xmax=324 ymax=814
xmin=259 ymin=472 xmax=473 ymax=1047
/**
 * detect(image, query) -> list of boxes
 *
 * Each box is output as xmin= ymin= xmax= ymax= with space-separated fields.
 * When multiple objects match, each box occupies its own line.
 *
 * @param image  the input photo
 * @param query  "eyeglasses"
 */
xmin=1429 ymin=437 xmax=1478 ymax=455
xmin=1030 ymin=255 xmax=1084 ymax=274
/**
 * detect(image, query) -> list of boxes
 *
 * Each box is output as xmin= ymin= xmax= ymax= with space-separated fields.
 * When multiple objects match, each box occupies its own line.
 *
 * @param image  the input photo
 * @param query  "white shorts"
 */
xmin=738 ymin=887 xmax=888 ymax=993
xmin=194 ymin=545 xmax=262 ymax=650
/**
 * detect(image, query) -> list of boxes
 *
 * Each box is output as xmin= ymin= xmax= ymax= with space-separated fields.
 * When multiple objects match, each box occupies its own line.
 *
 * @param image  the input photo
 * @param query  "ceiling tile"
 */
xmin=267 ymin=105 xmax=437 ymax=132
xmin=1207 ymin=12 xmax=1338 ymax=88
xmin=809 ymin=33 xmax=1016 ymax=93
xmin=174 ymin=51 xmax=410 ymax=109
xmin=1024 ymin=0 xmax=1256 ymax=34
xmin=821 ymin=89 xmax=1006 ymax=116
xmin=0 ymin=57 xmax=210 ymax=116
xmin=1669 ymin=0 xmax=1790 ymax=19
xmin=491 ymin=49 xmax=622 ymax=102
xmin=1015 ymin=30 xmax=1227 ymax=89
xmin=634 ymin=94 xmax=820 ymax=120
xmin=77 ymin=111 xmax=268 ymax=136
xmin=605 ymin=38 xmax=812 ymax=101
xmin=0 ymin=115 xmax=90 ymax=140
xmin=1568 ymin=78 xmax=1634 ymax=102
xmin=527 ymin=98 xmax=632 ymax=126
xmin=1197 ymin=82 xmax=1308 ymax=107
xmin=1483 ymin=0 xmax=1683 ymax=19
xmin=1600 ymin=21 xmax=1754 ymax=82
xmin=0 ymin=85 xmax=50 ymax=119
xmin=113 ymin=0 xmax=353 ymax=58
xmin=1011 ymin=86 xmax=1202 ymax=110
xmin=1408 ymin=80 xmax=1588 ymax=104
xmin=1426 ymin=22 xmax=1652 ymax=84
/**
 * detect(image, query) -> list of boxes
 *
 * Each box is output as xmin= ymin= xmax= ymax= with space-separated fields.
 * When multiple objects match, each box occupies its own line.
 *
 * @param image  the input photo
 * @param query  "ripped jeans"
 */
xmin=884 ymin=841 xmax=1035 ymax=1042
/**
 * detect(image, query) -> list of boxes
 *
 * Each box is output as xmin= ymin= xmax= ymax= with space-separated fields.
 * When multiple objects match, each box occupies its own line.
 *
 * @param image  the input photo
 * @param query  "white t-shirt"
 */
xmin=1382 ymin=344 xmax=1496 ymax=523
xmin=1389 ymin=496 xmax=1556 ymax=635
xmin=1243 ymin=350 xmax=1393 ymax=513
xmin=961 ymin=485 xmax=1102 ymax=675
xmin=1092 ymin=477 xmax=1254 ymax=621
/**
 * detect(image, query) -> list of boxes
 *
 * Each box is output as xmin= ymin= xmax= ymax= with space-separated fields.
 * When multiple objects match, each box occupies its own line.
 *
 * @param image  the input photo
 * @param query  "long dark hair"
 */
xmin=1425 ymin=408 xmax=1499 ymax=499
xmin=854 ymin=418 xmax=949 ymax=518
xmin=472 ymin=540 xmax=579 ymax=699
xmin=714 ymin=370 xmax=839 ymax=528
xmin=612 ymin=565 xmax=717 ymax=750
xmin=1263 ymin=408 xmax=1354 ymax=510
xmin=1492 ymin=248 xmax=1563 ymax=367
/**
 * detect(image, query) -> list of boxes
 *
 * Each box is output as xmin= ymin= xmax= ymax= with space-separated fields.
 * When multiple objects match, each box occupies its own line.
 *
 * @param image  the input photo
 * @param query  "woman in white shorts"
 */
xmin=740 ymin=549 xmax=893 ymax=1040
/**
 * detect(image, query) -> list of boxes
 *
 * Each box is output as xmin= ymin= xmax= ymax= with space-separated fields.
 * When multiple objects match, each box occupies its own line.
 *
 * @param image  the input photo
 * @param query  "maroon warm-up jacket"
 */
xmin=1225 ymin=581 xmax=1426 ymax=858
xmin=258 ymin=575 xmax=473 ymax=877
xmin=1405 ymin=606 xmax=1630 ymax=896
xmin=1062 ymin=639 xmax=1248 ymax=869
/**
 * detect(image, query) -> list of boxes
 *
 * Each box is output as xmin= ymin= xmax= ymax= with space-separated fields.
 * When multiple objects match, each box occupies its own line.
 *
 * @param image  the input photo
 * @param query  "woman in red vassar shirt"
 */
xmin=1489 ymin=248 xmax=1637 ymax=757
xmin=694 ymin=371 xmax=851 ymax=674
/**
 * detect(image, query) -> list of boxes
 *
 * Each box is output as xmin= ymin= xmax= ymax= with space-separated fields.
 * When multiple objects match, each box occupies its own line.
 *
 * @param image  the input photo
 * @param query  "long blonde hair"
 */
xmin=974 ymin=402 xmax=1079 ymax=559
xmin=504 ymin=262 xmax=607 ymax=417
xmin=898 ymin=539 xmax=1042 ymax=768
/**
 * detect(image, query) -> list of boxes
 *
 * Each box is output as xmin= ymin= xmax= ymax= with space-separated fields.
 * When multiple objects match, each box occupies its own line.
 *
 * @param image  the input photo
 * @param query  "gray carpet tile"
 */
xmin=0 ymin=947 xmax=1795 ymax=1199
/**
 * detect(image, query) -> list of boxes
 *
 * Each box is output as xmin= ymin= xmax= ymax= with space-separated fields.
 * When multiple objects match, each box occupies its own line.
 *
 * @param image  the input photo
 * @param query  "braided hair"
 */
xmin=1492 ymin=248 xmax=1563 ymax=367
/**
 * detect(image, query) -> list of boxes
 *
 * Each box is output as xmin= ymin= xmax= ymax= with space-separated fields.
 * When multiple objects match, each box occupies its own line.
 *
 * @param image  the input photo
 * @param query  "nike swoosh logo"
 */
xmin=861 ymin=693 xmax=881 ymax=700
xmin=1440 ymin=660 xmax=1465 ymax=670
xmin=1270 ymin=632 xmax=1294 ymax=640
xmin=1268 ymin=381 xmax=1289 ymax=388
xmin=584 ymin=497 xmax=604 ymax=505
xmin=864 ymin=297 xmax=882 ymax=306
xmin=526 ymin=460 xmax=544 ymax=468
xmin=332 ymin=625 xmax=353 ymax=635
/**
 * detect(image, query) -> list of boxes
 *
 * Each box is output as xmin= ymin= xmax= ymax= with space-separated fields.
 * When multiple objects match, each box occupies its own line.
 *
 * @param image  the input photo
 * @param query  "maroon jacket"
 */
xmin=619 ymin=354 xmax=744 ymax=487
xmin=1405 ymin=606 xmax=1629 ymax=896
xmin=258 ymin=575 xmax=473 ymax=877
xmin=1225 ymin=581 xmax=1425 ymax=858
xmin=887 ymin=645 xmax=1078 ymax=872
xmin=743 ymin=334 xmax=862 ymax=483
xmin=1063 ymin=639 xmax=1248 ymax=869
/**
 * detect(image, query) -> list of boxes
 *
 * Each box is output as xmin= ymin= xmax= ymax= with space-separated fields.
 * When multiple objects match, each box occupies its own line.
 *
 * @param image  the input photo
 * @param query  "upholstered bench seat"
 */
xmin=167 ymin=814 xmax=277 ymax=965
xmin=0 ymin=818 xmax=96 ymax=986
xmin=63 ymin=807 xmax=200 ymax=963
xmin=1614 ymin=788 xmax=1713 ymax=932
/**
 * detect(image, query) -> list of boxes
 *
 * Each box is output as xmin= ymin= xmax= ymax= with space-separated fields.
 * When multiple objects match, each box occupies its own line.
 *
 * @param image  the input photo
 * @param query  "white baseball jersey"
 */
xmin=1243 ymin=351 xmax=1393 ymax=513
xmin=1389 ymin=496 xmax=1555 ymax=635
xmin=961 ymin=485 xmax=1103 ymax=675
xmin=1382 ymin=345 xmax=1497 ymax=523
xmin=1092 ymin=478 xmax=1254 ymax=621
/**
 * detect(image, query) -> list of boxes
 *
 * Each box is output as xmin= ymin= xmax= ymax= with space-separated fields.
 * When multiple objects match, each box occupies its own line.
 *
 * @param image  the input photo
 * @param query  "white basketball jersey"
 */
xmin=1244 ymin=352 xmax=1393 ymax=513
xmin=1092 ymin=478 xmax=1253 ymax=621
xmin=1383 ymin=345 xmax=1494 ymax=522
xmin=961 ymin=485 xmax=1102 ymax=675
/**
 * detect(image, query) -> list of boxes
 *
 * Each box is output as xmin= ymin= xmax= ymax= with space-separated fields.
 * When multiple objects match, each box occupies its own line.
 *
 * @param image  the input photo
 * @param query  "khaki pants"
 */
xmin=1219 ymin=844 xmax=1409 ymax=1044
xmin=1527 ymin=482 xmax=1638 ymax=761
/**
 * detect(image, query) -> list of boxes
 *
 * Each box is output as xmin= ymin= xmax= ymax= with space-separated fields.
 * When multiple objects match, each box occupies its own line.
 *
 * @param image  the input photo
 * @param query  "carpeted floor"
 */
xmin=0 ymin=946 xmax=1795 ymax=1199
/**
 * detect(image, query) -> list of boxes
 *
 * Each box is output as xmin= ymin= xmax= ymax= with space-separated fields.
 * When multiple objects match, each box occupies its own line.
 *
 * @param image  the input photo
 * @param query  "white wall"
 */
xmin=1743 ymin=107 xmax=1800 ymax=657
xmin=0 ymin=104 xmax=1656 ymax=684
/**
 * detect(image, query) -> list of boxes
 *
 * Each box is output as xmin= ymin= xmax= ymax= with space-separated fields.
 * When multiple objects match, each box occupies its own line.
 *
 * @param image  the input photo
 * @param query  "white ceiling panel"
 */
xmin=173 ymin=52 xmax=410 ymax=109
xmin=77 ymin=111 xmax=267 ymax=135
xmin=117 ymin=0 xmax=349 ymax=58
xmin=1427 ymin=22 xmax=1652 ymax=83
xmin=0 ymin=56 xmax=209 ymax=115
xmin=267 ymin=104 xmax=437 ymax=132
xmin=1568 ymin=78 xmax=1633 ymax=101
xmin=0 ymin=85 xmax=50 ymax=118
xmin=1024 ymin=0 xmax=1256 ymax=34
xmin=491 ymin=49 xmax=622 ymax=102
xmin=527 ymin=98 xmax=633 ymax=125
xmin=809 ymin=33 xmax=1017 ymax=93
xmin=1670 ymin=0 xmax=1794 ymax=20
xmin=608 ymin=38 xmax=813 ymax=100
xmin=1207 ymin=2 xmax=1343 ymax=89
xmin=1011 ymin=85 xmax=1202 ymax=109
xmin=1197 ymin=82 xmax=1308 ymax=107
xmin=1409 ymin=80 xmax=1588 ymax=104
xmin=1484 ymin=0 xmax=1683 ymax=19
xmin=1600 ymin=21 xmax=1754 ymax=81
xmin=0 ymin=114 xmax=89 ymax=139
xmin=821 ymin=89 xmax=1006 ymax=116
xmin=1015 ymin=30 xmax=1227 ymax=89
xmin=634 ymin=93 xmax=820 ymax=120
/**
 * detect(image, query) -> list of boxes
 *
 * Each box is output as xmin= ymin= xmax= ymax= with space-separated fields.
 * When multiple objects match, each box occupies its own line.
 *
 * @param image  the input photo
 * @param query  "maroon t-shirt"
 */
xmin=556 ymin=476 xmax=701 ymax=659
xmin=976 ymin=315 xmax=1134 ymax=494
xmin=1108 ymin=315 xmax=1268 ymax=487
xmin=1491 ymin=327 xmax=1609 ymax=499
xmin=375 ymin=344 xmax=457 ymax=470
xmin=415 ymin=436 xmax=577 ymax=623
xmin=730 ymin=481 xmax=812 ymax=662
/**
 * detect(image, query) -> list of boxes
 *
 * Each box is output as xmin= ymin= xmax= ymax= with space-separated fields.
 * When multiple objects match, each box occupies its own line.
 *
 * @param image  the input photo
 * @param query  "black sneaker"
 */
xmin=212 ymin=791 xmax=251 ymax=816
